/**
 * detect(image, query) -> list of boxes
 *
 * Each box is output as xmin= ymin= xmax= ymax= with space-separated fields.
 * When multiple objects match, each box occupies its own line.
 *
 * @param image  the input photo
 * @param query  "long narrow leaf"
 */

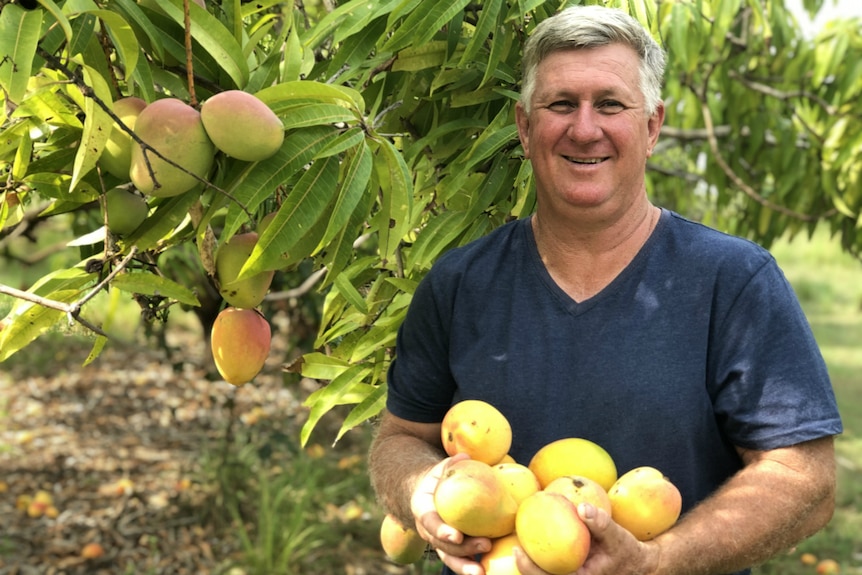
xmin=243 ymin=155 xmax=341 ymax=276
xmin=0 ymin=5 xmax=43 ymax=104
xmin=70 ymin=66 xmax=113 ymax=192
xmin=317 ymin=140 xmax=372 ymax=249
xmin=149 ymin=0 xmax=249 ymax=88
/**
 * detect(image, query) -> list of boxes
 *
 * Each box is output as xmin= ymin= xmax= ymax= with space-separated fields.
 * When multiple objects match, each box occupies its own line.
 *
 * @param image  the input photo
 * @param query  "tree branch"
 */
xmin=0 ymin=247 xmax=139 ymax=338
xmin=699 ymin=98 xmax=831 ymax=222
xmin=728 ymin=70 xmax=837 ymax=116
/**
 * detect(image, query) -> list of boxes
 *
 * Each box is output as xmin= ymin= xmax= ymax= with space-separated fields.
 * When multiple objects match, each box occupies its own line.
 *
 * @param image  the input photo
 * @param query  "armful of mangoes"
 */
xmin=379 ymin=399 xmax=682 ymax=574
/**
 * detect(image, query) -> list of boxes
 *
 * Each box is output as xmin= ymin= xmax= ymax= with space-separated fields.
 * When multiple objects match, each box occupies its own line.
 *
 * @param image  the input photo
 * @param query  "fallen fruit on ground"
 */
xmin=100 ymin=96 xmax=147 ymax=178
xmin=800 ymin=553 xmax=818 ymax=565
xmin=608 ymin=466 xmax=682 ymax=541
xmin=480 ymin=533 xmax=523 ymax=575
xmin=104 ymin=187 xmax=148 ymax=236
xmin=130 ymin=98 xmax=215 ymax=197
xmin=544 ymin=474 xmax=612 ymax=515
xmin=210 ymin=307 xmax=271 ymax=385
xmin=528 ymin=437 xmax=617 ymax=490
xmin=200 ymin=90 xmax=284 ymax=161
xmin=215 ymin=232 xmax=274 ymax=309
xmin=441 ymin=399 xmax=512 ymax=465
xmin=515 ymin=491 xmax=590 ymax=575
xmin=816 ymin=558 xmax=841 ymax=574
xmin=434 ymin=459 xmax=517 ymax=538
xmin=379 ymin=513 xmax=426 ymax=565
xmin=81 ymin=542 xmax=105 ymax=559
xmin=493 ymin=462 xmax=541 ymax=505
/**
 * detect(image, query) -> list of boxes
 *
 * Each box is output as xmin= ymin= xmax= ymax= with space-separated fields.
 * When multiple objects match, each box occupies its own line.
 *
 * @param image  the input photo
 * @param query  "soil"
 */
xmin=0 ymin=316 xmax=425 ymax=575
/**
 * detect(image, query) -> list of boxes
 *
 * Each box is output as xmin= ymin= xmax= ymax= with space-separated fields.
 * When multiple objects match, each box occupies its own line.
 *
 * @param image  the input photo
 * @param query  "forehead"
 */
xmin=534 ymin=44 xmax=642 ymax=96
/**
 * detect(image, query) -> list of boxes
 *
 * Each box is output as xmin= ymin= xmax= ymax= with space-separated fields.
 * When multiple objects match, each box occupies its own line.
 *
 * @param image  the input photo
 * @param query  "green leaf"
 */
xmin=277 ymin=103 xmax=359 ymax=131
xmin=244 ymin=155 xmax=341 ymax=275
xmin=371 ymin=138 xmax=413 ymax=267
xmin=0 ymin=268 xmax=95 ymax=362
xmin=37 ymin=0 xmax=74 ymax=46
xmin=89 ymin=9 xmax=139 ymax=78
xmin=299 ymin=352 xmax=352 ymax=380
xmin=111 ymin=272 xmax=201 ymax=307
xmin=383 ymin=0 xmax=472 ymax=53
xmin=459 ymin=0 xmax=503 ymax=66
xmin=123 ymin=191 xmax=200 ymax=251
xmin=256 ymin=80 xmax=365 ymax=115
xmin=317 ymin=140 xmax=373 ymax=249
xmin=333 ymin=274 xmax=368 ymax=315
xmin=391 ymin=41 xmax=448 ymax=72
xmin=300 ymin=365 xmax=371 ymax=446
xmin=70 ymin=66 xmax=113 ymax=192
xmin=110 ymin=0 xmax=165 ymax=61
xmin=223 ymin=125 xmax=341 ymax=236
xmin=335 ymin=383 xmax=387 ymax=443
xmin=0 ymin=5 xmax=43 ymax=104
xmin=148 ymin=0 xmax=249 ymax=88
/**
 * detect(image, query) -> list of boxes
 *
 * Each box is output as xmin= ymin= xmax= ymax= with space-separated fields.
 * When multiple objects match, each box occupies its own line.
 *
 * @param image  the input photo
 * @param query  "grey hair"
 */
xmin=520 ymin=5 xmax=666 ymax=116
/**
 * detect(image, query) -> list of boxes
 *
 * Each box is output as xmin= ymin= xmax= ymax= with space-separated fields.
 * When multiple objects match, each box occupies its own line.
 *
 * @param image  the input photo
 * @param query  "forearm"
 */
xmin=651 ymin=438 xmax=836 ymax=575
xmin=368 ymin=416 xmax=446 ymax=529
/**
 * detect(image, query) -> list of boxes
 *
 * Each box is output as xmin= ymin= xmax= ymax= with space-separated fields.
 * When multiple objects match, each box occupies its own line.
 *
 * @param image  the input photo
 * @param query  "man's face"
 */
xmin=516 ymin=44 xmax=664 ymax=218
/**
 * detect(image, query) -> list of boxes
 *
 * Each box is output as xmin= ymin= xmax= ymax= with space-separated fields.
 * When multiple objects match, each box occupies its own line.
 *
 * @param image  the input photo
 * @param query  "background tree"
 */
xmin=0 ymin=0 xmax=859 ymax=444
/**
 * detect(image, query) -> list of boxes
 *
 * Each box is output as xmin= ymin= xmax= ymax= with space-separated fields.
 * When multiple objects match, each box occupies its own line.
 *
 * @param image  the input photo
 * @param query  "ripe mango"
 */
xmin=608 ymin=466 xmax=682 ymax=541
xmin=515 ymin=491 xmax=590 ymax=575
xmin=543 ymin=474 xmax=612 ymax=515
xmin=103 ymin=187 xmax=148 ymax=236
xmin=130 ymin=98 xmax=215 ymax=197
xmin=100 ymin=96 xmax=147 ymax=179
xmin=210 ymin=307 xmax=271 ymax=385
xmin=528 ymin=437 xmax=617 ymax=490
xmin=200 ymin=90 xmax=284 ymax=161
xmin=441 ymin=399 xmax=512 ymax=465
xmin=493 ymin=462 xmax=541 ymax=506
xmin=480 ymin=533 xmax=523 ymax=575
xmin=433 ymin=459 xmax=517 ymax=538
xmin=379 ymin=513 xmax=426 ymax=565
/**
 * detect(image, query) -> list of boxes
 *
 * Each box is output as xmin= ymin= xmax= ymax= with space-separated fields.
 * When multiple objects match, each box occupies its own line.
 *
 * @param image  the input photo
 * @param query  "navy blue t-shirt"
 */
xmin=386 ymin=209 xmax=842 ymax=574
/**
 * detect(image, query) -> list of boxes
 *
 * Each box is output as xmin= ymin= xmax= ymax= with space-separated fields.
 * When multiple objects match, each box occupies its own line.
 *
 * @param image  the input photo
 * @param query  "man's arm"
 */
xmin=368 ymin=410 xmax=444 ymax=528
xmin=557 ymin=435 xmax=838 ymax=575
xmin=650 ymin=435 xmax=837 ymax=575
xmin=368 ymin=410 xmax=493 ymax=574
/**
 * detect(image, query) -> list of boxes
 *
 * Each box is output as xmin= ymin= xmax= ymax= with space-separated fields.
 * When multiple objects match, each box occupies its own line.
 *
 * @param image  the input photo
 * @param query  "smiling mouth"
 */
xmin=563 ymin=156 xmax=608 ymax=165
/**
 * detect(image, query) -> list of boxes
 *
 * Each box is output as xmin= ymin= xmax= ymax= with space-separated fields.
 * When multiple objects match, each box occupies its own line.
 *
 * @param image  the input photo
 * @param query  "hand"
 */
xmin=410 ymin=453 xmax=492 ymax=575
xmin=513 ymin=503 xmax=660 ymax=575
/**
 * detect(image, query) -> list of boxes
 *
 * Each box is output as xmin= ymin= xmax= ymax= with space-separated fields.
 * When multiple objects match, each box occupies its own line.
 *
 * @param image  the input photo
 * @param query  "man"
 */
xmin=368 ymin=5 xmax=843 ymax=575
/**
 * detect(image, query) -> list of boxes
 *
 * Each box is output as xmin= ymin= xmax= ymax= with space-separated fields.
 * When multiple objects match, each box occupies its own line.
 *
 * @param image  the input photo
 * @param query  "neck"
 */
xmin=531 ymin=200 xmax=660 ymax=301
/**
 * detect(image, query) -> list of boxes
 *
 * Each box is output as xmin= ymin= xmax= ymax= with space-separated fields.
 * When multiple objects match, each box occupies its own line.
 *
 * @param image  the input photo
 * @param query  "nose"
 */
xmin=566 ymin=105 xmax=603 ymax=142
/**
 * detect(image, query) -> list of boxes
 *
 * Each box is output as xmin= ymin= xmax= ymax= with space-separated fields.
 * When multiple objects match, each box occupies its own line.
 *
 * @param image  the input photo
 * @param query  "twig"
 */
xmin=699 ymin=98 xmax=833 ymax=222
xmin=0 ymin=247 xmax=139 ymax=338
xmin=183 ymin=0 xmax=197 ymax=107
xmin=728 ymin=70 xmax=837 ymax=116
xmin=266 ymin=268 xmax=327 ymax=300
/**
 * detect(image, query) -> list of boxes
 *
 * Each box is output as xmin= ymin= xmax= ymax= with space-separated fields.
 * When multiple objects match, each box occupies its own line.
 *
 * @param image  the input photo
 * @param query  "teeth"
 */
xmin=565 ymin=156 xmax=604 ymax=164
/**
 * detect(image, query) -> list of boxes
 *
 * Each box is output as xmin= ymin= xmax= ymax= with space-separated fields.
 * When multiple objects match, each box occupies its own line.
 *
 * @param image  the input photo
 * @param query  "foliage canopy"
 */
xmin=1 ymin=0 xmax=860 ymax=442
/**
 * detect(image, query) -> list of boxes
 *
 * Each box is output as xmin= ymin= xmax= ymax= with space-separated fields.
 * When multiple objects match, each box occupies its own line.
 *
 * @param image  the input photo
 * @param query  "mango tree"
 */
xmin=0 ymin=0 xmax=860 ymax=444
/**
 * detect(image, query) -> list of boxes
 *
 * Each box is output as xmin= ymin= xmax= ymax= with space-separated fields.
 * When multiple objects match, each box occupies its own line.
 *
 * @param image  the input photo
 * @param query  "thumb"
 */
xmin=577 ymin=503 xmax=612 ymax=536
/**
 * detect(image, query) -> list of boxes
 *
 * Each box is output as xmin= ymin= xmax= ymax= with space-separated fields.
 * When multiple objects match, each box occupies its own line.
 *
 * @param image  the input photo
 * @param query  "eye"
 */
xmin=546 ymin=101 xmax=576 ymax=113
xmin=598 ymin=100 xmax=625 ymax=113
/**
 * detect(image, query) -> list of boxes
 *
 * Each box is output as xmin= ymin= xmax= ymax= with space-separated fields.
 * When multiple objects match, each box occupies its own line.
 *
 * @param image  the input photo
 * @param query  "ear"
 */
xmin=646 ymin=102 xmax=665 ymax=157
xmin=515 ymin=102 xmax=532 ymax=159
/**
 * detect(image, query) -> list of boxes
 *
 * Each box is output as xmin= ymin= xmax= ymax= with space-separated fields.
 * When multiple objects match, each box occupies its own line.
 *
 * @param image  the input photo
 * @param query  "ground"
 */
xmin=0 ymin=317 xmax=419 ymax=575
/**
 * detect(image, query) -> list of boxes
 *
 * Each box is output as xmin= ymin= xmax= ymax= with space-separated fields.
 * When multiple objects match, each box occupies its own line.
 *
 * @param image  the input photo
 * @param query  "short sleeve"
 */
xmin=709 ymin=257 xmax=843 ymax=450
xmin=385 ymin=264 xmax=459 ymax=423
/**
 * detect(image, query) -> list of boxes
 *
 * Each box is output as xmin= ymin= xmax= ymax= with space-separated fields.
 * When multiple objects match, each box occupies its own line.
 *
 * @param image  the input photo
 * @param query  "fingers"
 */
xmin=409 ymin=454 xmax=490 ymax=575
